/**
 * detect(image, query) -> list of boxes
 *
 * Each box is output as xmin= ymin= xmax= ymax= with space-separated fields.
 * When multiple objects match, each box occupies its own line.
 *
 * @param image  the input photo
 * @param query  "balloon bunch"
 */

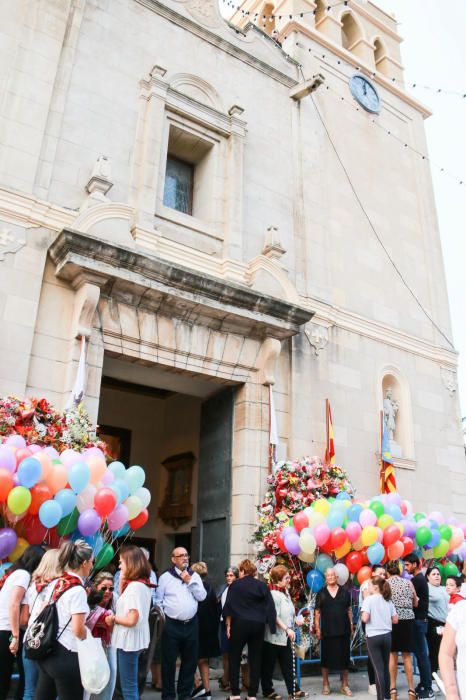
xmin=276 ymin=490 xmax=466 ymax=593
xmin=0 ymin=433 xmax=151 ymax=568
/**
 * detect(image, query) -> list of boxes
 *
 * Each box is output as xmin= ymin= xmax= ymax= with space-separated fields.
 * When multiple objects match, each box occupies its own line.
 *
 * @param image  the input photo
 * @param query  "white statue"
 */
xmin=383 ymin=387 xmax=398 ymax=441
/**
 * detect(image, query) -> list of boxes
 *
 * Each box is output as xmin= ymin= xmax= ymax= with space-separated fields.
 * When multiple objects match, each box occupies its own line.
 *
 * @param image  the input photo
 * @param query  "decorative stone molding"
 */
xmin=82 ymin=156 xmax=113 ymax=209
xmin=171 ymin=0 xmax=222 ymax=29
xmin=247 ymin=255 xmax=300 ymax=304
xmin=304 ymin=322 xmax=330 ymax=356
xmin=0 ymin=228 xmax=26 ymax=261
xmin=441 ymin=367 xmax=458 ymax=396
xmin=72 ymin=202 xmax=134 ymax=234
xmin=256 ymin=337 xmax=282 ymax=386
xmin=262 ymin=226 xmax=286 ymax=261
xmin=71 ymin=282 xmax=101 ymax=339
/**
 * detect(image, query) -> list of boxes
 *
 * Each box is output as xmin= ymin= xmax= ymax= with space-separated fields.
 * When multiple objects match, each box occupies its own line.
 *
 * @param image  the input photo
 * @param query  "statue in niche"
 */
xmin=383 ymin=387 xmax=398 ymax=441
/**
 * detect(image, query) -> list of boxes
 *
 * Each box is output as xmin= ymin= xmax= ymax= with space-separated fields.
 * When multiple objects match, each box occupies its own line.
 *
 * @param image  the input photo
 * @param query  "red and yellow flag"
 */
xmin=379 ymin=415 xmax=397 ymax=493
xmin=325 ymin=400 xmax=335 ymax=465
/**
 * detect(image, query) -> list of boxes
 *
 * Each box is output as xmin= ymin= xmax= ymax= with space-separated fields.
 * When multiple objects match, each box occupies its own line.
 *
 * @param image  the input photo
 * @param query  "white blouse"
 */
xmin=112 ymin=581 xmax=152 ymax=652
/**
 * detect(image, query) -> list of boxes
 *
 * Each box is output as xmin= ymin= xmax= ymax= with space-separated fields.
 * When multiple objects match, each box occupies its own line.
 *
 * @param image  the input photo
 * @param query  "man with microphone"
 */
xmin=155 ymin=548 xmax=206 ymax=700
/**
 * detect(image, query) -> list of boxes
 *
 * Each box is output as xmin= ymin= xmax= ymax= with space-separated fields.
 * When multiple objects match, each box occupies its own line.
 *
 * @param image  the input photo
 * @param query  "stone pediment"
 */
xmin=49 ymin=230 xmax=313 ymax=341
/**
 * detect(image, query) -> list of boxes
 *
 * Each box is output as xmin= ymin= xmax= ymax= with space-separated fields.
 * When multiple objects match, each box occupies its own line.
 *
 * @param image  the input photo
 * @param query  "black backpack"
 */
xmin=24 ymin=582 xmax=83 ymax=660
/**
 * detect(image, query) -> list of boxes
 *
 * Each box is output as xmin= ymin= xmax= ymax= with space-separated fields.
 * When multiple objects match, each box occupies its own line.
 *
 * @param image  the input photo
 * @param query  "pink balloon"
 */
xmin=359 ymin=509 xmax=377 ymax=527
xmin=60 ymin=450 xmax=81 ymax=467
xmin=376 ymin=527 xmax=384 ymax=543
xmin=43 ymin=446 xmax=59 ymax=459
xmin=314 ymin=524 xmax=330 ymax=546
xmin=461 ymin=524 xmax=466 ymax=539
xmin=0 ymin=446 xmax=16 ymax=474
xmin=29 ymin=445 xmax=41 ymax=454
xmin=85 ymin=447 xmax=105 ymax=460
xmin=346 ymin=521 xmax=362 ymax=543
xmin=107 ymin=504 xmax=129 ymax=531
xmin=101 ymin=470 xmax=115 ymax=486
xmin=6 ymin=434 xmax=26 ymax=449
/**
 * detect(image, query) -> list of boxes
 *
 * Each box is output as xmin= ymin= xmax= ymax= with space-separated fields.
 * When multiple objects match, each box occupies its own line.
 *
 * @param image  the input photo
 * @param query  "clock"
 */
xmin=349 ymin=74 xmax=381 ymax=114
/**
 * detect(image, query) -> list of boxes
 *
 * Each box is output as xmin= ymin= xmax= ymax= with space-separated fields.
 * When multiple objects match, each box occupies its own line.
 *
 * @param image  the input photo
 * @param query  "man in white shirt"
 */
xmin=154 ymin=548 xmax=206 ymax=700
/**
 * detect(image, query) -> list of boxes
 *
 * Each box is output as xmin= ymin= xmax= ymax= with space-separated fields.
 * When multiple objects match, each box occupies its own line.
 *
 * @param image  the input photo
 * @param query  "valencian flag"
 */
xmin=380 ymin=416 xmax=397 ymax=493
xmin=325 ymin=399 xmax=335 ymax=465
xmin=268 ymin=385 xmax=279 ymax=473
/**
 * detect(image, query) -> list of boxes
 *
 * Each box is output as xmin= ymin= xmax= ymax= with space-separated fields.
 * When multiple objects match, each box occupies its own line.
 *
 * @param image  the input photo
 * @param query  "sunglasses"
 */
xmin=100 ymin=586 xmax=114 ymax=592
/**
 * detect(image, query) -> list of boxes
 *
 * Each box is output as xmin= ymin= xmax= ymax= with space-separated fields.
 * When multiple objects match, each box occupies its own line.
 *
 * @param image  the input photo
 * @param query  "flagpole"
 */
xmin=325 ymin=398 xmax=329 ymax=464
xmin=379 ymin=409 xmax=384 ymax=493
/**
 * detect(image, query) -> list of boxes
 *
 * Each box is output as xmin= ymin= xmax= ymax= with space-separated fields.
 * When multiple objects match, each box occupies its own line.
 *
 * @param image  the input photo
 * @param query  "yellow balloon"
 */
xmin=378 ymin=514 xmax=394 ymax=530
xmin=299 ymin=532 xmax=317 ymax=554
xmin=298 ymin=550 xmax=315 ymax=563
xmin=314 ymin=499 xmax=331 ymax=515
xmin=8 ymin=537 xmax=29 ymax=562
xmin=334 ymin=540 xmax=351 ymax=559
xmin=361 ymin=525 xmax=378 ymax=547
xmin=308 ymin=510 xmax=325 ymax=526
xmin=353 ymin=536 xmax=364 ymax=551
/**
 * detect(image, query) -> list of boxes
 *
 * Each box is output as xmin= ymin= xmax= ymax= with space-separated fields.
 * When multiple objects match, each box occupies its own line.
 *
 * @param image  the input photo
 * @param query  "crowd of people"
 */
xmin=2 ymin=542 xmax=466 ymax=700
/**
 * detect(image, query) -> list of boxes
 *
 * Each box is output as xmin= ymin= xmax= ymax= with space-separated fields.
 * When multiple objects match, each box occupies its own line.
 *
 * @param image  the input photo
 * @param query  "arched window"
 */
xmin=380 ymin=367 xmax=414 ymax=460
xmin=373 ymin=38 xmax=390 ymax=75
xmin=261 ymin=2 xmax=275 ymax=35
xmin=341 ymin=12 xmax=361 ymax=51
xmin=315 ymin=0 xmax=326 ymax=25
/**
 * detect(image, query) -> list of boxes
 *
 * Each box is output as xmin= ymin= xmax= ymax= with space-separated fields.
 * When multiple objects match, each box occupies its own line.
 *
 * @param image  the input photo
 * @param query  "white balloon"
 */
xmin=134 ymin=487 xmax=151 ymax=509
xmin=76 ymin=484 xmax=96 ymax=513
xmin=334 ymin=562 xmax=349 ymax=586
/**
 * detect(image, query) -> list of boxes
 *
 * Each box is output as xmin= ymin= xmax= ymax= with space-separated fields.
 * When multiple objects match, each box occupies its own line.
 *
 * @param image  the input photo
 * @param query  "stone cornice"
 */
xmin=134 ymin=0 xmax=299 ymax=87
xmin=49 ymin=230 xmax=313 ymax=340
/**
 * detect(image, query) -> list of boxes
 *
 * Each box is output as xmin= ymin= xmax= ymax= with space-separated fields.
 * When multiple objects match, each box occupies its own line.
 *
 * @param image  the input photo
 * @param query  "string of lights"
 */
xmin=221 ymin=0 xmax=466 ymax=99
xmin=319 ymin=80 xmax=464 ymax=185
xmin=310 ymin=92 xmax=455 ymax=350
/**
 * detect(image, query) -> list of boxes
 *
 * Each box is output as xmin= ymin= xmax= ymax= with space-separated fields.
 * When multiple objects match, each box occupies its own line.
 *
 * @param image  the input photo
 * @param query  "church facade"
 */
xmin=0 ymin=0 xmax=463 ymax=579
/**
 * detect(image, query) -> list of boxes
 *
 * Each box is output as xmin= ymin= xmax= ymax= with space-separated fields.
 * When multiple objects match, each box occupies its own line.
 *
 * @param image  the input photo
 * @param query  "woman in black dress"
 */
xmin=191 ymin=562 xmax=220 ymax=699
xmin=314 ymin=568 xmax=353 ymax=696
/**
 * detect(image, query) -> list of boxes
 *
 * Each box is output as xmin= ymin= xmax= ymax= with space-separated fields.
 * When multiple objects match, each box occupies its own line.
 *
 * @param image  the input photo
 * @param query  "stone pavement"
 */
xmin=142 ymin=664 xmax=412 ymax=700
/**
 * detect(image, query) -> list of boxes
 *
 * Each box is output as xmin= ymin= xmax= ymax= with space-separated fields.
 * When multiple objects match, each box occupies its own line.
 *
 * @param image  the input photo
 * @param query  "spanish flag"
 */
xmin=325 ymin=400 xmax=335 ymax=465
xmin=379 ymin=416 xmax=397 ymax=493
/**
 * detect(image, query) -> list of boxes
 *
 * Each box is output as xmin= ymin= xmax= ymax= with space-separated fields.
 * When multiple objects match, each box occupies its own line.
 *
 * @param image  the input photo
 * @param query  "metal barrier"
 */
xmin=144 ymin=604 xmax=165 ymax=677
xmin=295 ymin=604 xmax=368 ymax=685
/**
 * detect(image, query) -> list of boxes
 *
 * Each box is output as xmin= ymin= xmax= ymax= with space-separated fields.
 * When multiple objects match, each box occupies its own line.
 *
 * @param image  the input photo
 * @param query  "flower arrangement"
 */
xmin=0 ymin=396 xmax=107 ymax=454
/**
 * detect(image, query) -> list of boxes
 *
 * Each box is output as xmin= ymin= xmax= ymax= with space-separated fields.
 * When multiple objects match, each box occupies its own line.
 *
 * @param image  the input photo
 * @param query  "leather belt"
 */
xmin=166 ymin=615 xmax=195 ymax=625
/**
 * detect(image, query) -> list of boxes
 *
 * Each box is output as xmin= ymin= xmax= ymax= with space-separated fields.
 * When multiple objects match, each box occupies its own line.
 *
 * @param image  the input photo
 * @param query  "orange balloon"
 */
xmin=8 ymin=537 xmax=29 ymax=562
xmin=35 ymin=452 xmax=53 ymax=481
xmin=357 ymin=566 xmax=372 ymax=585
xmin=45 ymin=463 xmax=68 ymax=494
xmin=87 ymin=456 xmax=107 ymax=484
xmin=0 ymin=468 xmax=14 ymax=502
xmin=387 ymin=540 xmax=404 ymax=560
xmin=334 ymin=539 xmax=351 ymax=559
xmin=29 ymin=482 xmax=53 ymax=515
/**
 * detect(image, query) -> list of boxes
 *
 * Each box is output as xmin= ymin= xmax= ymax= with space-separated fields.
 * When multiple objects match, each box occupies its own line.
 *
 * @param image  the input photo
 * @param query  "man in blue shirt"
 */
xmin=155 ymin=548 xmax=207 ymax=700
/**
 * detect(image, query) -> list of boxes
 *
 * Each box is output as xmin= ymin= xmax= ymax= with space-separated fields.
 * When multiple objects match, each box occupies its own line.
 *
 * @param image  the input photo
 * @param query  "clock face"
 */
xmin=349 ymin=75 xmax=381 ymax=114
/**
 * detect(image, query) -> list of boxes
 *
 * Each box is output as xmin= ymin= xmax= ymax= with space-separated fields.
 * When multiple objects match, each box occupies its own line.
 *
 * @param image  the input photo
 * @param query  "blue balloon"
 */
xmin=113 ymin=523 xmax=130 ymax=537
xmin=83 ymin=532 xmax=104 ymax=556
xmin=368 ymin=542 xmax=385 ymax=565
xmin=114 ymin=479 xmax=129 ymax=502
xmin=427 ymin=530 xmax=441 ymax=548
xmin=39 ymin=500 xmax=63 ymax=529
xmin=327 ymin=509 xmax=345 ymax=529
xmin=336 ymin=491 xmax=352 ymax=501
xmin=17 ymin=457 xmax=42 ymax=488
xmin=306 ymin=569 xmax=325 ymax=593
xmin=429 ymin=519 xmax=439 ymax=530
xmin=68 ymin=462 xmax=91 ymax=494
xmin=347 ymin=504 xmax=363 ymax=522
xmin=386 ymin=504 xmax=402 ymax=521
xmin=54 ymin=489 xmax=76 ymax=517
xmin=109 ymin=461 xmax=126 ymax=479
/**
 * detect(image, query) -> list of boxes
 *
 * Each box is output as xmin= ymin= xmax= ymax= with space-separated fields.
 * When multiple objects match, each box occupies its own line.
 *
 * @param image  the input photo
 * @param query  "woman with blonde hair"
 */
xmin=223 ymin=559 xmax=276 ymax=700
xmin=21 ymin=548 xmax=63 ymax=700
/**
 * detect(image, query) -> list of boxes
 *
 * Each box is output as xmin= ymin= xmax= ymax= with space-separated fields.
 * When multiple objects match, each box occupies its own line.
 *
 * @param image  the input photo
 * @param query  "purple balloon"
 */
xmin=5 ymin=434 xmax=26 ymax=449
xmin=284 ymin=532 xmax=301 ymax=556
xmin=401 ymin=520 xmax=416 ymax=538
xmin=107 ymin=504 xmax=129 ymax=531
xmin=43 ymin=446 xmax=59 ymax=459
xmin=0 ymin=528 xmax=18 ymax=559
xmin=0 ymin=446 xmax=16 ymax=474
xmin=101 ymin=470 xmax=115 ymax=486
xmin=78 ymin=509 xmax=101 ymax=536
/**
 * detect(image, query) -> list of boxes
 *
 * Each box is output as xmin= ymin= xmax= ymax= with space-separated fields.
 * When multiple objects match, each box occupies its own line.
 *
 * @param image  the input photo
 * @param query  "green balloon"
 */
xmin=444 ymin=561 xmax=459 ymax=578
xmin=439 ymin=524 xmax=452 ymax=542
xmin=416 ymin=526 xmax=432 ymax=547
xmin=57 ymin=508 xmax=79 ymax=536
xmin=7 ymin=486 xmax=31 ymax=515
xmin=434 ymin=561 xmax=445 ymax=575
xmin=433 ymin=539 xmax=449 ymax=558
xmin=414 ymin=512 xmax=426 ymax=522
xmin=95 ymin=543 xmax=114 ymax=570
xmin=370 ymin=500 xmax=385 ymax=518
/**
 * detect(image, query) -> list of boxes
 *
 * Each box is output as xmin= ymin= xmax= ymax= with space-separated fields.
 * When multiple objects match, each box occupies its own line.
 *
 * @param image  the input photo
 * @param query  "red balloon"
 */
xmin=292 ymin=512 xmax=309 ymax=533
xmin=320 ymin=539 xmax=334 ymax=555
xmin=94 ymin=487 xmax=117 ymax=518
xmin=276 ymin=531 xmax=286 ymax=552
xmin=383 ymin=524 xmax=401 ymax=547
xmin=357 ymin=566 xmax=372 ymax=585
xmin=24 ymin=516 xmax=47 ymax=545
xmin=129 ymin=508 xmax=149 ymax=530
xmin=15 ymin=448 xmax=32 ymax=466
xmin=0 ymin=468 xmax=14 ymax=502
xmin=29 ymin=483 xmax=53 ymax=515
xmin=401 ymin=536 xmax=414 ymax=556
xmin=45 ymin=528 xmax=60 ymax=548
xmin=330 ymin=527 xmax=347 ymax=551
xmin=346 ymin=551 xmax=364 ymax=574
xmin=387 ymin=541 xmax=404 ymax=560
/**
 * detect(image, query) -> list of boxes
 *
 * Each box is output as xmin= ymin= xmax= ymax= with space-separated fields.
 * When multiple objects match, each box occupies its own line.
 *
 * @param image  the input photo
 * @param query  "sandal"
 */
xmin=264 ymin=694 xmax=281 ymax=700
xmin=323 ymin=687 xmax=331 ymax=696
xmin=408 ymin=692 xmax=417 ymax=699
xmin=218 ymin=680 xmax=230 ymax=691
xmin=341 ymin=688 xmax=353 ymax=697
xmin=294 ymin=693 xmax=308 ymax=699
xmin=390 ymin=689 xmax=398 ymax=700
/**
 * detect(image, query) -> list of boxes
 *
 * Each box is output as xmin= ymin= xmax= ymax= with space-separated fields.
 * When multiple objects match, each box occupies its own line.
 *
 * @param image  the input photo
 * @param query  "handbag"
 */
xmin=76 ymin=632 xmax=110 ymax=694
